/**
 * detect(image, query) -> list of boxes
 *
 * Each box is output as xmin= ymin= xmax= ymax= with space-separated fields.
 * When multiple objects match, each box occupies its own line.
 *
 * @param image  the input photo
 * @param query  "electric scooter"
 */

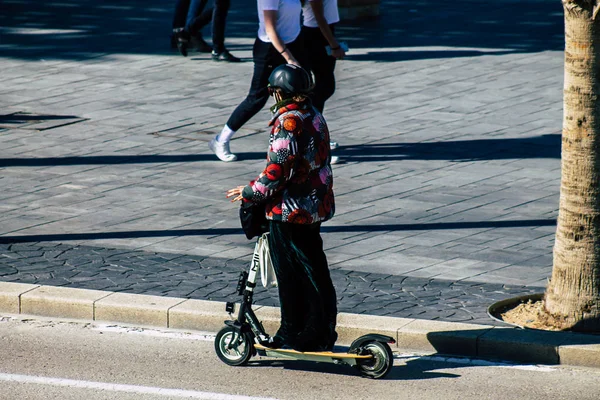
xmin=213 ymin=242 xmax=395 ymax=379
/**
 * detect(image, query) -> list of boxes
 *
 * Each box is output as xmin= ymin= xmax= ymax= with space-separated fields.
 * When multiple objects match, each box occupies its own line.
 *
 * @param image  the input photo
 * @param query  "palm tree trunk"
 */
xmin=544 ymin=0 xmax=600 ymax=331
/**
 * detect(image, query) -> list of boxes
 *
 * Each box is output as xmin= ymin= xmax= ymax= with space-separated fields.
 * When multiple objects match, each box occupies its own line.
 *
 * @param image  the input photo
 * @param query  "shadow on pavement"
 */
xmin=426 ymin=327 xmax=600 ymax=365
xmin=347 ymin=49 xmax=517 ymax=62
xmin=0 ymin=154 xmax=227 ymax=167
xmin=572 ymin=317 xmax=600 ymax=332
xmin=0 ymin=219 xmax=556 ymax=244
xmin=0 ymin=113 xmax=79 ymax=122
xmin=0 ymin=134 xmax=561 ymax=167
xmin=0 ymin=0 xmax=256 ymax=61
xmin=339 ymin=0 xmax=564 ymax=61
xmin=1 ymin=0 xmax=563 ymax=61
xmin=336 ymin=134 xmax=561 ymax=162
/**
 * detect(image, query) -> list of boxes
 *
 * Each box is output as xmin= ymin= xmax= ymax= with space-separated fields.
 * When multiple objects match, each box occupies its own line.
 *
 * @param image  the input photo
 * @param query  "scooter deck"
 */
xmin=254 ymin=343 xmax=372 ymax=359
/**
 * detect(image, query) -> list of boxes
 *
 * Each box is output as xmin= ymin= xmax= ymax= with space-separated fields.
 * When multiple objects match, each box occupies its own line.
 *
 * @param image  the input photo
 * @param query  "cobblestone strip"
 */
xmin=0 ymin=242 xmax=541 ymax=326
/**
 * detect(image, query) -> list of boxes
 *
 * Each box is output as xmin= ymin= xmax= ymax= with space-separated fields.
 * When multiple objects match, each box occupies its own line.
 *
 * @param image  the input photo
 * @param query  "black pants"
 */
xmin=303 ymin=25 xmax=337 ymax=113
xmin=226 ymin=35 xmax=306 ymax=132
xmin=172 ymin=0 xmax=230 ymax=53
xmin=268 ymin=221 xmax=337 ymax=351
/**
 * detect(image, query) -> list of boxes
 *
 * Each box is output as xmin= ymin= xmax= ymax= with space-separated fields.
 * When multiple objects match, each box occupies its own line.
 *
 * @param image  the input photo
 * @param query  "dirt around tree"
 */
xmin=501 ymin=299 xmax=562 ymax=331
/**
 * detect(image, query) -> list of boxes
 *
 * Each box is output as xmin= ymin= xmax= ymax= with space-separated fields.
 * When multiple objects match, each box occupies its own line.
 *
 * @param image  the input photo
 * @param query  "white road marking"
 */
xmin=91 ymin=324 xmax=216 ymax=341
xmin=395 ymin=353 xmax=556 ymax=372
xmin=0 ymin=373 xmax=279 ymax=400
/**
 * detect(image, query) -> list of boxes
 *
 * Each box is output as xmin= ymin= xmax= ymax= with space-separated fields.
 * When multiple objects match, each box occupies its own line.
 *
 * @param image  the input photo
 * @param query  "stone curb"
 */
xmin=1 ymin=282 xmax=599 ymax=368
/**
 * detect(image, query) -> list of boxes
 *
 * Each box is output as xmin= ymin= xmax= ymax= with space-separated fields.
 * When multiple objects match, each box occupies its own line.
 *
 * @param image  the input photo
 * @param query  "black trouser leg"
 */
xmin=173 ymin=0 xmax=191 ymax=29
xmin=211 ymin=0 xmax=230 ymax=53
xmin=268 ymin=221 xmax=305 ymax=342
xmin=268 ymin=221 xmax=337 ymax=351
xmin=225 ymin=39 xmax=275 ymax=131
xmin=186 ymin=0 xmax=212 ymax=36
xmin=304 ymin=228 xmax=338 ymax=348
xmin=303 ymin=25 xmax=337 ymax=113
xmin=226 ymin=35 xmax=307 ymax=131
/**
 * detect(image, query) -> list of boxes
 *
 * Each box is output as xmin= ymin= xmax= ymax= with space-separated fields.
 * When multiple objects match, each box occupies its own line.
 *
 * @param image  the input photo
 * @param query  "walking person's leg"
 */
xmin=171 ymin=0 xmax=191 ymax=49
xmin=188 ymin=0 xmax=213 ymax=34
xmin=210 ymin=39 xmax=284 ymax=162
xmin=303 ymin=25 xmax=340 ymax=162
xmin=176 ymin=0 xmax=212 ymax=55
xmin=303 ymin=26 xmax=336 ymax=114
xmin=186 ymin=0 xmax=213 ymax=51
xmin=173 ymin=0 xmax=191 ymax=29
xmin=210 ymin=0 xmax=240 ymax=62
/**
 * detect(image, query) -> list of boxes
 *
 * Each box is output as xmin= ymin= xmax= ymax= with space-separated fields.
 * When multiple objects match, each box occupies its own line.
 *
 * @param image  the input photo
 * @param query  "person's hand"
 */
xmin=286 ymin=56 xmax=300 ymax=67
xmin=226 ymin=186 xmax=245 ymax=202
xmin=331 ymin=47 xmax=345 ymax=60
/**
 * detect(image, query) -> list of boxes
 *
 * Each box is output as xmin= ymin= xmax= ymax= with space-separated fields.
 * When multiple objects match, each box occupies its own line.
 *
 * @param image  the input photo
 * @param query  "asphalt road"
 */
xmin=1 ymin=316 xmax=599 ymax=400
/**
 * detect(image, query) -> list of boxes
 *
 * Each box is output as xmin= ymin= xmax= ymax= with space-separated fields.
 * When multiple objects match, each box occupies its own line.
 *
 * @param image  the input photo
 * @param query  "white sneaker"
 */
xmin=209 ymin=138 xmax=237 ymax=162
xmin=330 ymin=155 xmax=340 ymax=165
xmin=330 ymin=140 xmax=339 ymax=150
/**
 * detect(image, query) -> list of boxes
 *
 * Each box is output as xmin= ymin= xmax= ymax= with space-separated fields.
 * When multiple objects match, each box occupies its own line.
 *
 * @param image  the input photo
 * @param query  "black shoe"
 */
xmin=262 ymin=335 xmax=286 ymax=349
xmin=211 ymin=49 xmax=241 ymax=62
xmin=175 ymin=30 xmax=190 ymax=57
xmin=191 ymin=36 xmax=212 ymax=53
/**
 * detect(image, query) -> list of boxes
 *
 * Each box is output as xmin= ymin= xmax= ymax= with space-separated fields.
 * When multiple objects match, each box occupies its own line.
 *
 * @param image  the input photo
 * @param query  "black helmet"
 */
xmin=268 ymin=64 xmax=312 ymax=95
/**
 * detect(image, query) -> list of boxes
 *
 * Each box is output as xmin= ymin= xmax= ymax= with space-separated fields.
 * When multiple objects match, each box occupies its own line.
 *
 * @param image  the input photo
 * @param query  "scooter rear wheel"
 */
xmin=355 ymin=341 xmax=394 ymax=379
xmin=214 ymin=325 xmax=253 ymax=366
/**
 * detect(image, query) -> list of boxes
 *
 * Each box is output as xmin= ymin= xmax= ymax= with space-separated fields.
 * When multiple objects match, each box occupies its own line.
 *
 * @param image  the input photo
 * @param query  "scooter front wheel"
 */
xmin=355 ymin=341 xmax=394 ymax=379
xmin=214 ymin=325 xmax=253 ymax=366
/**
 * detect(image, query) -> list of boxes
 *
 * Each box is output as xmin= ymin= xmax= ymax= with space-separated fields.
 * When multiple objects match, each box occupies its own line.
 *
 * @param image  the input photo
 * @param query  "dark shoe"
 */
xmin=262 ymin=335 xmax=286 ymax=349
xmin=212 ymin=50 xmax=241 ymax=63
xmin=175 ymin=29 xmax=190 ymax=57
xmin=191 ymin=36 xmax=212 ymax=53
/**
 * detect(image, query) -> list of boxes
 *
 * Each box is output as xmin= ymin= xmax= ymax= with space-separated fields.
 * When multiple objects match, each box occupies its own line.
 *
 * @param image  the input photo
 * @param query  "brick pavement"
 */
xmin=0 ymin=241 xmax=538 ymax=325
xmin=1 ymin=0 xmax=564 ymax=325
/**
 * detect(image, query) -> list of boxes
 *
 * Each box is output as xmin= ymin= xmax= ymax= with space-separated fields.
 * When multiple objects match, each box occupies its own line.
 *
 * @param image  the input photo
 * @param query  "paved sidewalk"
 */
xmin=1 ymin=0 xmax=564 ymax=326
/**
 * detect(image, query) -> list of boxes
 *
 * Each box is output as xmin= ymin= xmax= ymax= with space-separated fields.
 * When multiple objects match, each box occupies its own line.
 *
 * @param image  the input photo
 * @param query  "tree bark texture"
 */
xmin=545 ymin=0 xmax=600 ymax=331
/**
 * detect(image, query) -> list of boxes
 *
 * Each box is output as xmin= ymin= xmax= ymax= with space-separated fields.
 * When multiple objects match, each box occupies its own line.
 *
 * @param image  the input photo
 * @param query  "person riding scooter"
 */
xmin=226 ymin=64 xmax=337 ymax=352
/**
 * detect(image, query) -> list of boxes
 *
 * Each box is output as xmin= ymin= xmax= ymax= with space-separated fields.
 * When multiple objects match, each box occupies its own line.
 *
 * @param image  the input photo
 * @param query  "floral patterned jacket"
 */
xmin=241 ymin=99 xmax=335 ymax=224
